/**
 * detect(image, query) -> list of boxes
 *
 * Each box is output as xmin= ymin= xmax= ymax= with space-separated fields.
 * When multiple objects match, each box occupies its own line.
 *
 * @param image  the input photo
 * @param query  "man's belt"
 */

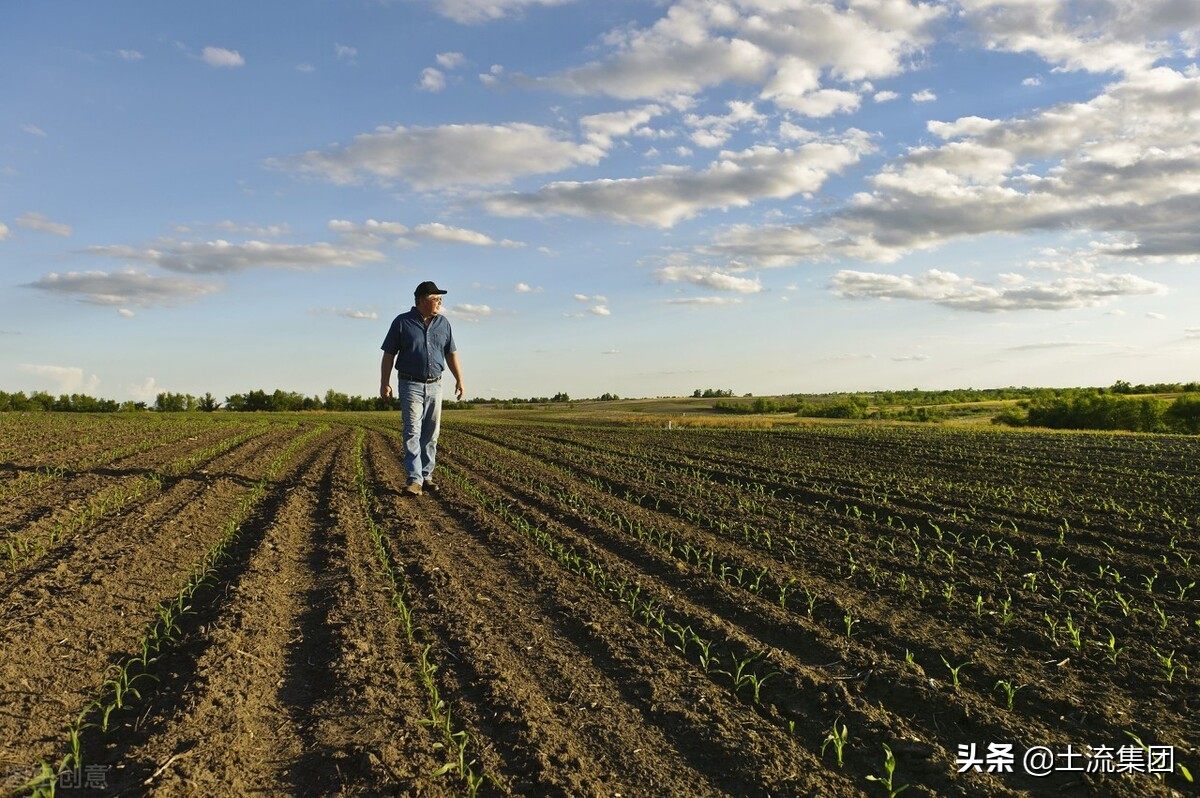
xmin=398 ymin=373 xmax=441 ymax=383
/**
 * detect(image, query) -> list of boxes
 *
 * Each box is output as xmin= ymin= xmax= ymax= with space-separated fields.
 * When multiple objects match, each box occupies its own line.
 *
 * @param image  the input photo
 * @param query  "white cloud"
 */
xmin=420 ymin=67 xmax=446 ymax=92
xmin=535 ymin=0 xmax=945 ymax=108
xmin=758 ymin=67 xmax=1200 ymax=263
xmin=685 ymin=100 xmax=763 ymax=147
xmin=957 ymin=0 xmax=1198 ymax=75
xmin=118 ymin=309 xmax=135 ymax=318
xmin=1146 ymin=311 xmax=1167 ymax=319
xmin=116 ymin=49 xmax=144 ymax=61
xmin=436 ymin=52 xmax=467 ymax=69
xmin=703 ymin=223 xmax=826 ymax=267
xmin=431 ymin=0 xmax=577 ymax=24
xmin=874 ymin=90 xmax=899 ymax=102
xmin=446 ymin=303 xmax=493 ymax=322
xmin=126 ymin=377 xmax=160 ymax=402
xmin=335 ymin=43 xmax=358 ymax=61
xmin=654 ymin=264 xmax=762 ymax=293
xmin=173 ymin=220 xmax=292 ymax=237
xmin=1022 ymin=76 xmax=1042 ymax=87
xmin=487 ymin=132 xmax=870 ymax=227
xmin=310 ymin=307 xmax=379 ymax=320
xmin=24 ymin=268 xmax=224 ymax=307
xmin=911 ymin=89 xmax=937 ymax=102
xmin=581 ymin=104 xmax=665 ymax=147
xmin=412 ymin=222 xmax=523 ymax=247
xmin=86 ymin=239 xmax=385 ymax=274
xmin=201 ymin=46 xmax=245 ymax=68
xmin=16 ymin=212 xmax=73 ymax=237
xmin=268 ymin=123 xmax=605 ymax=189
xmin=514 ymin=282 xmax=542 ymax=293
xmin=0 ymin=222 xmax=10 ymax=241
xmin=589 ymin=304 xmax=611 ymax=316
xmin=664 ymin=296 xmax=744 ymax=305
xmin=830 ymin=269 xmax=1166 ymax=312
xmin=21 ymin=123 xmax=46 ymax=137
xmin=19 ymin=364 xmax=101 ymax=395
xmin=296 ymin=63 xmax=316 ymax=73
xmin=573 ymin=293 xmax=607 ymax=302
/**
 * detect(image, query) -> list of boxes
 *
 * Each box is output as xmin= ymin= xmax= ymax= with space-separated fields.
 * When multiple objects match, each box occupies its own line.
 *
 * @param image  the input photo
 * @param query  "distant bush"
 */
xmin=797 ymin=397 xmax=868 ymax=419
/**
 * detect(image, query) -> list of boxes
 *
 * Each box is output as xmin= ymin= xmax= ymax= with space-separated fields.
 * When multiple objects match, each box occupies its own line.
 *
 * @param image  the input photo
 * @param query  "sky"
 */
xmin=3 ymin=0 xmax=1199 ymax=403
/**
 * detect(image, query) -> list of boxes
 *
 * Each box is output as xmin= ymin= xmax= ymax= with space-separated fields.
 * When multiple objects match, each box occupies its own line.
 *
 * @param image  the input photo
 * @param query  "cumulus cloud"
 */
xmin=514 ymin=282 xmax=542 ymax=293
xmin=268 ymin=123 xmax=605 ymax=190
xmin=126 ymin=377 xmax=160 ymax=402
xmin=23 ymin=268 xmax=224 ymax=307
xmin=16 ymin=211 xmax=73 ymax=237
xmin=714 ymin=66 xmax=1200 ymax=265
xmin=581 ymin=104 xmax=666 ymax=147
xmin=19 ymin=364 xmax=100 ymax=395
xmin=664 ymin=296 xmax=744 ymax=305
xmin=534 ymin=0 xmax=944 ymax=111
xmin=446 ymin=303 xmax=493 ymax=322
xmin=419 ymin=67 xmax=446 ymax=91
xmin=327 ymin=219 xmax=522 ymax=247
xmin=0 ymin=222 xmax=10 ymax=241
xmin=573 ymin=293 xmax=607 ymax=302
xmin=413 ymin=222 xmax=524 ymax=247
xmin=957 ymin=0 xmax=1199 ymax=75
xmin=911 ymin=89 xmax=937 ymax=102
xmin=487 ymin=132 xmax=870 ymax=227
xmin=830 ymin=269 xmax=1166 ymax=312
xmin=173 ymin=220 xmax=291 ymax=237
xmin=685 ymin=100 xmax=763 ymax=147
xmin=335 ymin=43 xmax=358 ymax=62
xmin=589 ymin=304 xmax=611 ymax=316
xmin=310 ymin=307 xmax=379 ymax=320
xmin=437 ymin=52 xmax=467 ymax=69
xmin=86 ymin=239 xmax=385 ymax=274
xmin=654 ymin=264 xmax=762 ymax=293
xmin=431 ymin=0 xmax=576 ymax=24
xmin=201 ymin=46 xmax=244 ymax=68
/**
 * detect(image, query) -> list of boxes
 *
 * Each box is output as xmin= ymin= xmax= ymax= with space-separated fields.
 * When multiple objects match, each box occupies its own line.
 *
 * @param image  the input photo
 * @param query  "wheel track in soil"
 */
xmin=367 ymin=430 xmax=841 ymax=798
xmin=0 ymin=422 xmax=329 ymax=772
xmin=94 ymin=424 xmax=445 ymax=796
xmin=436 ymin=439 xmax=1184 ymax=798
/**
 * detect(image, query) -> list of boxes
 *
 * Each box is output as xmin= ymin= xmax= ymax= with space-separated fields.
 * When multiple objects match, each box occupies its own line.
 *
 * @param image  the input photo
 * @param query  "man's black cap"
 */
xmin=415 ymin=280 xmax=448 ymax=297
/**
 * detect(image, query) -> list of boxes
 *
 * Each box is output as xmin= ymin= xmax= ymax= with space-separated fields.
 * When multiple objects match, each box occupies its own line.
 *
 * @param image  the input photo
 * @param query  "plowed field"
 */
xmin=2 ymin=412 xmax=1196 ymax=797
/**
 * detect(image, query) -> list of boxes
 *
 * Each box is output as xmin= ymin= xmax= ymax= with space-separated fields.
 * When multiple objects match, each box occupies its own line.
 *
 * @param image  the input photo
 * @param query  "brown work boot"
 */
xmin=405 ymin=481 xmax=423 ymax=497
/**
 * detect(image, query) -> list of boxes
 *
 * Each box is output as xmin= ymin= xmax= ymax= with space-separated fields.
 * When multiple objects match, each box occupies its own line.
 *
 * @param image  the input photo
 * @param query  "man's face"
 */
xmin=418 ymin=294 xmax=443 ymax=315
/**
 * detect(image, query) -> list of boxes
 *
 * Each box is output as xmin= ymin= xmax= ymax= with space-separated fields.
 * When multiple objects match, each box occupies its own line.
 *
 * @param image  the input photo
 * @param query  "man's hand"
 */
xmin=380 ymin=384 xmax=393 ymax=400
xmin=455 ymin=381 xmax=465 ymax=401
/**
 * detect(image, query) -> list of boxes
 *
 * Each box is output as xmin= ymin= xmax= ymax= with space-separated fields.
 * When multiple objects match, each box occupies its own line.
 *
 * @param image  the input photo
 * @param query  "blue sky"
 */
xmin=3 ymin=0 xmax=1199 ymax=402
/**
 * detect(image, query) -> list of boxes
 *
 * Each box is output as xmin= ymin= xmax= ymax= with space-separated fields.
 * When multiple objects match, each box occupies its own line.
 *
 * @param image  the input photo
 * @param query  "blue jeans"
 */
xmin=398 ymin=379 xmax=443 ymax=484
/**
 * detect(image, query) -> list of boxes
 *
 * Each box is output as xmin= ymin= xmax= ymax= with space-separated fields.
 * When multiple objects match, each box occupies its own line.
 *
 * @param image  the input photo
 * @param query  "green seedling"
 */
xmin=994 ymin=679 xmax=1025 ymax=711
xmin=941 ymin=656 xmax=971 ymax=689
xmin=865 ymin=743 xmax=910 ymax=797
xmin=821 ymin=719 xmax=850 ymax=768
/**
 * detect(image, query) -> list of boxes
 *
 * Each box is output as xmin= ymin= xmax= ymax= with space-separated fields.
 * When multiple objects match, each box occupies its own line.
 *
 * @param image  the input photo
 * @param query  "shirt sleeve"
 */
xmin=381 ymin=317 xmax=404 ymax=354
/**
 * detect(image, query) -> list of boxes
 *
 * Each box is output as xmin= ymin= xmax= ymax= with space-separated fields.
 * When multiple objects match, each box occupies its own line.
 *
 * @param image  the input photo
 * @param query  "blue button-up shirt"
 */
xmin=381 ymin=308 xmax=457 ymax=380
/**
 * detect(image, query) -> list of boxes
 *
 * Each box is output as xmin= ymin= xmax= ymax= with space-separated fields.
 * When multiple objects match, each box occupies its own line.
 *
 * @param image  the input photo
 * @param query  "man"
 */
xmin=380 ymin=280 xmax=465 ymax=496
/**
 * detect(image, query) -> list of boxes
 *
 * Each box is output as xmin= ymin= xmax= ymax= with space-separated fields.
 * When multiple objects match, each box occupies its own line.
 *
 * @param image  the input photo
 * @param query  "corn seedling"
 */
xmin=941 ymin=656 xmax=971 ymax=689
xmin=993 ymin=679 xmax=1024 ymax=710
xmin=865 ymin=743 xmax=910 ymax=797
xmin=821 ymin=719 xmax=850 ymax=768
